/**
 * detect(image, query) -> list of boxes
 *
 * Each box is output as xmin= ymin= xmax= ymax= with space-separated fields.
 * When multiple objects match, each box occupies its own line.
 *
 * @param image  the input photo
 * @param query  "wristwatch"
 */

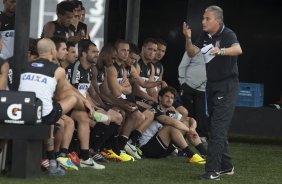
xmin=220 ymin=48 xmax=225 ymax=55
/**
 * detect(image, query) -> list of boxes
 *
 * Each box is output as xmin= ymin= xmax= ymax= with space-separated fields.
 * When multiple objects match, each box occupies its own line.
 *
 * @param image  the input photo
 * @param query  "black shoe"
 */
xmin=199 ymin=172 xmax=220 ymax=180
xmin=219 ymin=167 xmax=234 ymax=176
xmin=92 ymin=152 xmax=109 ymax=163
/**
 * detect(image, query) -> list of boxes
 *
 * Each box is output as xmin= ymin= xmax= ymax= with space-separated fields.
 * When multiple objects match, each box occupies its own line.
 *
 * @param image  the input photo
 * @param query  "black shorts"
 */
xmin=42 ymin=102 xmax=63 ymax=125
xmin=141 ymin=134 xmax=176 ymax=158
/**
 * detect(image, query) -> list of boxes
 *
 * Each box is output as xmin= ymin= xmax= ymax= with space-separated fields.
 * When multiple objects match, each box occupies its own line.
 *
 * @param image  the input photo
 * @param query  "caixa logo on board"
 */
xmin=7 ymin=104 xmax=22 ymax=120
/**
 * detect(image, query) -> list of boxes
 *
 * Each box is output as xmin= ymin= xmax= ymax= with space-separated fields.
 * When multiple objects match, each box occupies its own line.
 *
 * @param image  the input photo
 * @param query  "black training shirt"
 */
xmin=195 ymin=25 xmax=240 ymax=82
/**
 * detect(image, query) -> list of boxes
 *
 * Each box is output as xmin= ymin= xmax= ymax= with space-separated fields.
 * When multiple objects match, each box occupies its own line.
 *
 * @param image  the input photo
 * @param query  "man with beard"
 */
xmin=139 ymin=86 xmax=206 ymax=164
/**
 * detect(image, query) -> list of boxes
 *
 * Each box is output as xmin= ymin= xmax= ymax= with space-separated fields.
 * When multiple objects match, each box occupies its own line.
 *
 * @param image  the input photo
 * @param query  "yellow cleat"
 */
xmin=100 ymin=149 xmax=123 ymax=162
xmin=56 ymin=157 xmax=79 ymax=171
xmin=188 ymin=153 xmax=206 ymax=164
xmin=119 ymin=151 xmax=135 ymax=162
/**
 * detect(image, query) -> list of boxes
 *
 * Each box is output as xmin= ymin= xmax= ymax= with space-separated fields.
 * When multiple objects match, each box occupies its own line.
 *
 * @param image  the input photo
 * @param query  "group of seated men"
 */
xmin=0 ymin=0 xmax=207 ymax=176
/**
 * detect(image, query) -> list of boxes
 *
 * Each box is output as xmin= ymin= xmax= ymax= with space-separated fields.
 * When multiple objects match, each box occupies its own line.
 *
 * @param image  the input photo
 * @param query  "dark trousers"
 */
xmin=181 ymin=83 xmax=208 ymax=137
xmin=205 ymin=78 xmax=239 ymax=172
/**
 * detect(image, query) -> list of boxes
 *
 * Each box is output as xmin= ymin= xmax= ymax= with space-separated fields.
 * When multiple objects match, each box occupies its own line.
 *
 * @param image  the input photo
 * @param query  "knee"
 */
xmin=108 ymin=110 xmax=123 ymax=125
xmin=189 ymin=117 xmax=197 ymax=127
xmin=132 ymin=111 xmax=145 ymax=121
xmin=176 ymin=106 xmax=189 ymax=117
xmin=114 ymin=112 xmax=123 ymax=125
xmin=65 ymin=119 xmax=75 ymax=132
xmin=129 ymin=111 xmax=144 ymax=127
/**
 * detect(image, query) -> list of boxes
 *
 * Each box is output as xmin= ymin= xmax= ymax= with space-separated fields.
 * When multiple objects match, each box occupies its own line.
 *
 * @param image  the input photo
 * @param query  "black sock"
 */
xmin=112 ymin=135 xmax=121 ymax=155
xmin=59 ymin=148 xmax=68 ymax=157
xmin=54 ymin=152 xmax=59 ymax=158
xmin=92 ymin=123 xmax=120 ymax=152
xmin=98 ymin=123 xmax=119 ymax=150
xmin=183 ymin=146 xmax=195 ymax=158
xmin=118 ymin=135 xmax=128 ymax=151
xmin=195 ymin=143 xmax=207 ymax=156
xmin=105 ymin=123 xmax=119 ymax=140
xmin=80 ymin=149 xmax=89 ymax=160
xmin=129 ymin=130 xmax=142 ymax=145
xmin=101 ymin=127 xmax=121 ymax=155
xmin=46 ymin=150 xmax=55 ymax=160
xmin=90 ymin=123 xmax=107 ymax=148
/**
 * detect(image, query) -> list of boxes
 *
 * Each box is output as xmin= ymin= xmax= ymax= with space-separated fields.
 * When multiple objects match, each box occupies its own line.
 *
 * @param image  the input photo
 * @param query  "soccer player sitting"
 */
xmin=139 ymin=86 xmax=206 ymax=164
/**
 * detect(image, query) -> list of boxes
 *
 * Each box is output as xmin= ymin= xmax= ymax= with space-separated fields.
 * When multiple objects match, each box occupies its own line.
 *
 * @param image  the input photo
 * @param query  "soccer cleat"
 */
xmin=170 ymin=149 xmax=178 ymax=157
xmin=119 ymin=150 xmax=135 ymax=162
xmin=100 ymin=149 xmax=123 ymax=162
xmin=80 ymin=157 xmax=105 ymax=169
xmin=90 ymin=111 xmax=109 ymax=122
xmin=188 ymin=153 xmax=206 ymax=164
xmin=57 ymin=157 xmax=79 ymax=171
xmin=48 ymin=165 xmax=65 ymax=176
xmin=219 ymin=167 xmax=235 ymax=176
xmin=67 ymin=152 xmax=80 ymax=167
xmin=200 ymin=137 xmax=208 ymax=144
xmin=136 ymin=146 xmax=143 ymax=156
xmin=92 ymin=152 xmax=109 ymax=163
xmin=199 ymin=172 xmax=220 ymax=180
xmin=125 ymin=142 xmax=142 ymax=159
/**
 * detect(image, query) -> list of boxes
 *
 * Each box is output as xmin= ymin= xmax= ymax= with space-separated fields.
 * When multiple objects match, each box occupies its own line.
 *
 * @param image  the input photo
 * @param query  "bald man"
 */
xmin=19 ymin=38 xmax=92 ymax=119
xmin=18 ymin=39 xmax=104 ymax=175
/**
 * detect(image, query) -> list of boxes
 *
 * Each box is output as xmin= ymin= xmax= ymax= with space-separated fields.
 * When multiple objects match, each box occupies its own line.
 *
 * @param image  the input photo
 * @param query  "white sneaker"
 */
xmin=170 ymin=148 xmax=178 ymax=157
xmin=48 ymin=165 xmax=65 ymax=176
xmin=80 ymin=158 xmax=105 ymax=169
xmin=200 ymin=137 xmax=208 ymax=144
xmin=125 ymin=142 xmax=142 ymax=160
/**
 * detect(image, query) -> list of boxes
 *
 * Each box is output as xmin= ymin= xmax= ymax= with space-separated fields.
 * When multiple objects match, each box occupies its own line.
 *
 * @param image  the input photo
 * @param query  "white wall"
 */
xmin=29 ymin=0 xmax=105 ymax=49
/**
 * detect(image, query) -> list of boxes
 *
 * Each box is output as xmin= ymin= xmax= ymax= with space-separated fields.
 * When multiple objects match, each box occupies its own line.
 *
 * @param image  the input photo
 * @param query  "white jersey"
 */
xmin=0 ymin=30 xmax=14 ymax=59
xmin=139 ymin=104 xmax=183 ymax=147
xmin=0 ymin=11 xmax=15 ymax=59
xmin=66 ymin=60 xmax=91 ymax=98
xmin=139 ymin=120 xmax=163 ymax=147
xmin=18 ymin=59 xmax=58 ymax=116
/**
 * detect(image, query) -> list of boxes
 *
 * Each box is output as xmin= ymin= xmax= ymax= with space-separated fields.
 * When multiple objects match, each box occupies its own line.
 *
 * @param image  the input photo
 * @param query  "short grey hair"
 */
xmin=206 ymin=5 xmax=224 ymax=25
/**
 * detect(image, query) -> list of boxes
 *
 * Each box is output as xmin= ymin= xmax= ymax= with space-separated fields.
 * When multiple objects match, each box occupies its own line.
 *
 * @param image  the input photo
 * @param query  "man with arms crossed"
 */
xmin=139 ymin=86 xmax=206 ymax=164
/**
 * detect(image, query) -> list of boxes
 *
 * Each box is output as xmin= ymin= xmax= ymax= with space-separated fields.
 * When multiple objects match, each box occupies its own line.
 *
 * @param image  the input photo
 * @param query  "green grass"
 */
xmin=1 ymin=143 xmax=282 ymax=184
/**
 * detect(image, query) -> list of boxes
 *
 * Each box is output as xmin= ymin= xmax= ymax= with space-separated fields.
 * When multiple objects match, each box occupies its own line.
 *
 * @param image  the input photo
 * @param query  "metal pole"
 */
xmin=103 ymin=0 xmax=110 ymax=44
xmin=12 ymin=0 xmax=31 ymax=90
xmin=125 ymin=0 xmax=140 ymax=45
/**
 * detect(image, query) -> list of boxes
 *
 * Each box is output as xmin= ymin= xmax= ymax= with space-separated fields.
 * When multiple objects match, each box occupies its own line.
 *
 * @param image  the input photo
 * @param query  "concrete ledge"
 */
xmin=0 ymin=123 xmax=50 ymax=178
xmin=230 ymin=107 xmax=282 ymax=138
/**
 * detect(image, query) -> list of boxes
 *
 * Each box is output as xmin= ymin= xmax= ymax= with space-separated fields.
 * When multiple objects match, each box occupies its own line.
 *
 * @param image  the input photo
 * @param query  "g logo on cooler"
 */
xmin=37 ymin=106 xmax=42 ymax=119
xmin=7 ymin=104 xmax=22 ymax=120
